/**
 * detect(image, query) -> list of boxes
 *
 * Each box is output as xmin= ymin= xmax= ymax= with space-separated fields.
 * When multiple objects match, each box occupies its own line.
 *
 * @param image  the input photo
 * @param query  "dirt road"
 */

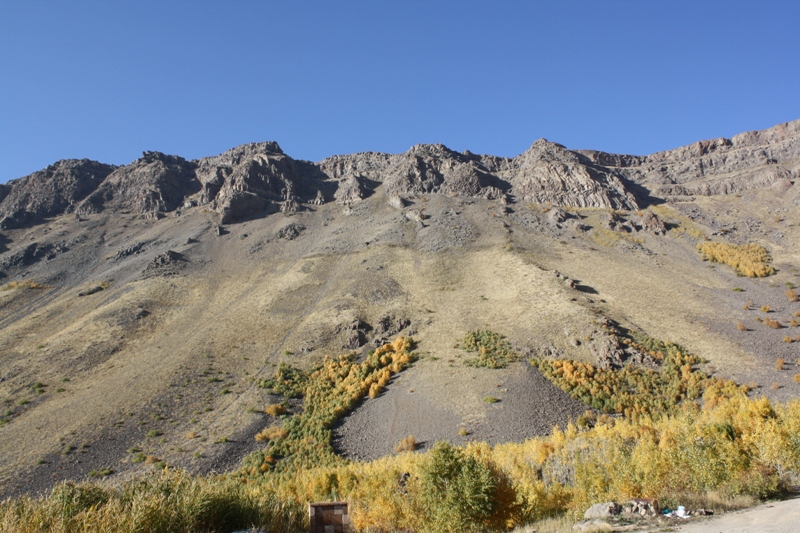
xmin=663 ymin=498 xmax=800 ymax=533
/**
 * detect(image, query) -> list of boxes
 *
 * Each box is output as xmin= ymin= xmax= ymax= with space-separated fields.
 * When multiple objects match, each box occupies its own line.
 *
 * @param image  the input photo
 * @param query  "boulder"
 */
xmin=584 ymin=501 xmax=621 ymax=519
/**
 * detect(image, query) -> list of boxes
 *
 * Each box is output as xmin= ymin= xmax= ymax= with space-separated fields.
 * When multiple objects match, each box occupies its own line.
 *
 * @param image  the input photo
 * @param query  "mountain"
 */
xmin=0 ymin=119 xmax=798 ymax=498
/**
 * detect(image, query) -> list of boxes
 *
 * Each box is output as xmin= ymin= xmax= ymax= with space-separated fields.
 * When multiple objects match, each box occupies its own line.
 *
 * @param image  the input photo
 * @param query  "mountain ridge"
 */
xmin=3 ymin=118 xmax=798 ymax=230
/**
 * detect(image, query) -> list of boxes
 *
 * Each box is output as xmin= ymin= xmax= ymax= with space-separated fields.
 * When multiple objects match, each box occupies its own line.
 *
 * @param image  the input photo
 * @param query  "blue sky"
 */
xmin=1 ymin=1 xmax=799 ymax=182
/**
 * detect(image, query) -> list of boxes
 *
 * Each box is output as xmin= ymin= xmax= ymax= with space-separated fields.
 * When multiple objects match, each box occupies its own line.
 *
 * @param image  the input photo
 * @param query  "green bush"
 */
xmin=460 ymin=330 xmax=519 ymax=369
xmin=416 ymin=442 xmax=496 ymax=533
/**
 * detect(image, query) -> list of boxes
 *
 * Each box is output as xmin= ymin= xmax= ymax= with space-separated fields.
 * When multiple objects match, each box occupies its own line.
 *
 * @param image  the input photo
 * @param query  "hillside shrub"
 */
xmin=697 ymin=242 xmax=775 ymax=277
xmin=415 ymin=442 xmax=497 ymax=533
xmin=530 ymin=333 xmax=738 ymax=420
xmin=459 ymin=330 xmax=519 ymax=369
xmin=244 ymin=337 xmax=416 ymax=474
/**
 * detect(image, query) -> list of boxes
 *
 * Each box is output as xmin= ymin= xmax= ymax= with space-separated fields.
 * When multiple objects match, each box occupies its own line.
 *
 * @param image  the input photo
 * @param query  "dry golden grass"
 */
xmin=395 ymin=434 xmax=417 ymax=453
xmin=184 ymin=431 xmax=198 ymax=439
xmin=791 ymin=320 xmax=799 ymax=327
xmin=776 ymin=358 xmax=785 ymax=371
xmin=143 ymin=455 xmax=160 ymax=465
xmin=0 ymin=279 xmax=50 ymax=291
xmin=795 ymin=311 xmax=800 ymax=317
xmin=736 ymin=323 xmax=747 ymax=331
xmin=264 ymin=404 xmax=288 ymax=417
xmin=697 ymin=242 xmax=775 ymax=277
xmin=795 ymin=374 xmax=800 ymax=384
xmin=761 ymin=305 xmax=771 ymax=313
xmin=255 ymin=426 xmax=288 ymax=443
xmin=787 ymin=289 xmax=799 ymax=302
xmin=771 ymin=382 xmax=781 ymax=390
xmin=783 ymin=336 xmax=794 ymax=343
xmin=766 ymin=319 xmax=782 ymax=329
xmin=590 ymin=227 xmax=643 ymax=248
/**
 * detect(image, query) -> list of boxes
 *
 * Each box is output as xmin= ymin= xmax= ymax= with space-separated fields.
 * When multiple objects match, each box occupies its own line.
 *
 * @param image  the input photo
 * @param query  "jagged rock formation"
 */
xmin=580 ymin=118 xmax=800 ymax=198
xmin=510 ymin=139 xmax=639 ymax=209
xmin=0 ymin=159 xmax=115 ymax=229
xmin=195 ymin=142 xmax=330 ymax=223
xmin=2 ymin=118 xmax=799 ymax=228
xmin=77 ymin=152 xmax=197 ymax=216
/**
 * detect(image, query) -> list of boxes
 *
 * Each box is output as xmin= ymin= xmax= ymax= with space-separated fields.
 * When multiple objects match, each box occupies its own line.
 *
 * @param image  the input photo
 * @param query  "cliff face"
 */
xmin=1 ymin=119 xmax=798 ymax=227
xmin=0 ymin=159 xmax=116 ymax=229
xmin=579 ymin=118 xmax=800 ymax=199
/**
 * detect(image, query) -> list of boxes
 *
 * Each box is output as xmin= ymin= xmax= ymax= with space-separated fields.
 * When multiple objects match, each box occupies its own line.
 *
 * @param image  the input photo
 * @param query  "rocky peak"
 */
xmin=76 ymin=152 xmax=199 ymax=216
xmin=0 ymin=159 xmax=116 ymax=229
xmin=511 ymin=140 xmax=639 ymax=209
xmin=196 ymin=142 xmax=329 ymax=223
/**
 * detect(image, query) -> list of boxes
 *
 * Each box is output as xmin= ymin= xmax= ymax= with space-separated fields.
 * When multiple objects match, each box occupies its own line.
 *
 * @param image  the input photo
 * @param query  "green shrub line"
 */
xmin=459 ymin=330 xmax=519 ymax=369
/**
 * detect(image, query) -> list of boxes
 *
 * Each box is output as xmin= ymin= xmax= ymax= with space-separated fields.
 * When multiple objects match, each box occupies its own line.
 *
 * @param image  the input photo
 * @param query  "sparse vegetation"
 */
xmin=776 ymin=358 xmax=785 ymax=371
xmin=736 ymin=323 xmax=747 ymax=331
xmin=257 ymin=363 xmax=308 ymax=399
xmin=483 ymin=396 xmax=500 ymax=403
xmin=697 ymin=242 xmax=775 ymax=277
xmin=0 ymin=280 xmax=50 ymax=291
xmin=766 ymin=319 xmax=782 ymax=329
xmin=395 ymin=435 xmax=417 ymax=453
xmin=459 ymin=330 xmax=519 ymax=369
xmin=787 ymin=289 xmax=799 ymax=302
xmin=760 ymin=305 xmax=771 ymax=313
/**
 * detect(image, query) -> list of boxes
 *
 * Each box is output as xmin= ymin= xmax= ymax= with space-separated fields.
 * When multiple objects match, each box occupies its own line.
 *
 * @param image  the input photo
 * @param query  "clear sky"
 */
xmin=1 ymin=1 xmax=799 ymax=182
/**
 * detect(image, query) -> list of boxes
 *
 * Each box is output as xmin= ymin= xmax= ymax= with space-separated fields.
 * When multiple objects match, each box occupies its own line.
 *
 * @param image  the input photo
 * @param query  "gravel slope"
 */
xmin=333 ymin=362 xmax=588 ymax=461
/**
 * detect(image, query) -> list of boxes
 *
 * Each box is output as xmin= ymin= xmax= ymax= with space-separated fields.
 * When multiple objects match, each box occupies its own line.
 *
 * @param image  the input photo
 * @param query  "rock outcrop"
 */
xmin=196 ymin=142 xmax=331 ymax=223
xmin=580 ymin=118 xmax=800 ymax=198
xmin=511 ymin=139 xmax=639 ymax=209
xmin=77 ymin=152 xmax=197 ymax=216
xmin=0 ymin=159 xmax=116 ymax=229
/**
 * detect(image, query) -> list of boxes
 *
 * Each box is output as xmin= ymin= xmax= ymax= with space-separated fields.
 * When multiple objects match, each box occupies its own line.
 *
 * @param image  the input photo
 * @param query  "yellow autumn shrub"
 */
xmin=697 ymin=242 xmax=775 ymax=277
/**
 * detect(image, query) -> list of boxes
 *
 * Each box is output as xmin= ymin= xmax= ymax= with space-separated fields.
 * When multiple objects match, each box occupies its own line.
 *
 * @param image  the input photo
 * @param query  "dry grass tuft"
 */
xmin=255 ymin=426 xmax=287 ymax=443
xmin=264 ymin=404 xmax=288 ymax=417
xmin=783 ymin=336 xmax=794 ymax=343
xmin=770 ymin=382 xmax=781 ymax=390
xmin=697 ymin=242 xmax=775 ymax=277
xmin=761 ymin=305 xmax=771 ymax=313
xmin=776 ymin=358 xmax=785 ymax=371
xmin=766 ymin=319 xmax=782 ymax=329
xmin=395 ymin=434 xmax=417 ymax=453
xmin=787 ymin=289 xmax=799 ymax=302
xmin=795 ymin=374 xmax=800 ymax=384
xmin=736 ymin=323 xmax=747 ymax=331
